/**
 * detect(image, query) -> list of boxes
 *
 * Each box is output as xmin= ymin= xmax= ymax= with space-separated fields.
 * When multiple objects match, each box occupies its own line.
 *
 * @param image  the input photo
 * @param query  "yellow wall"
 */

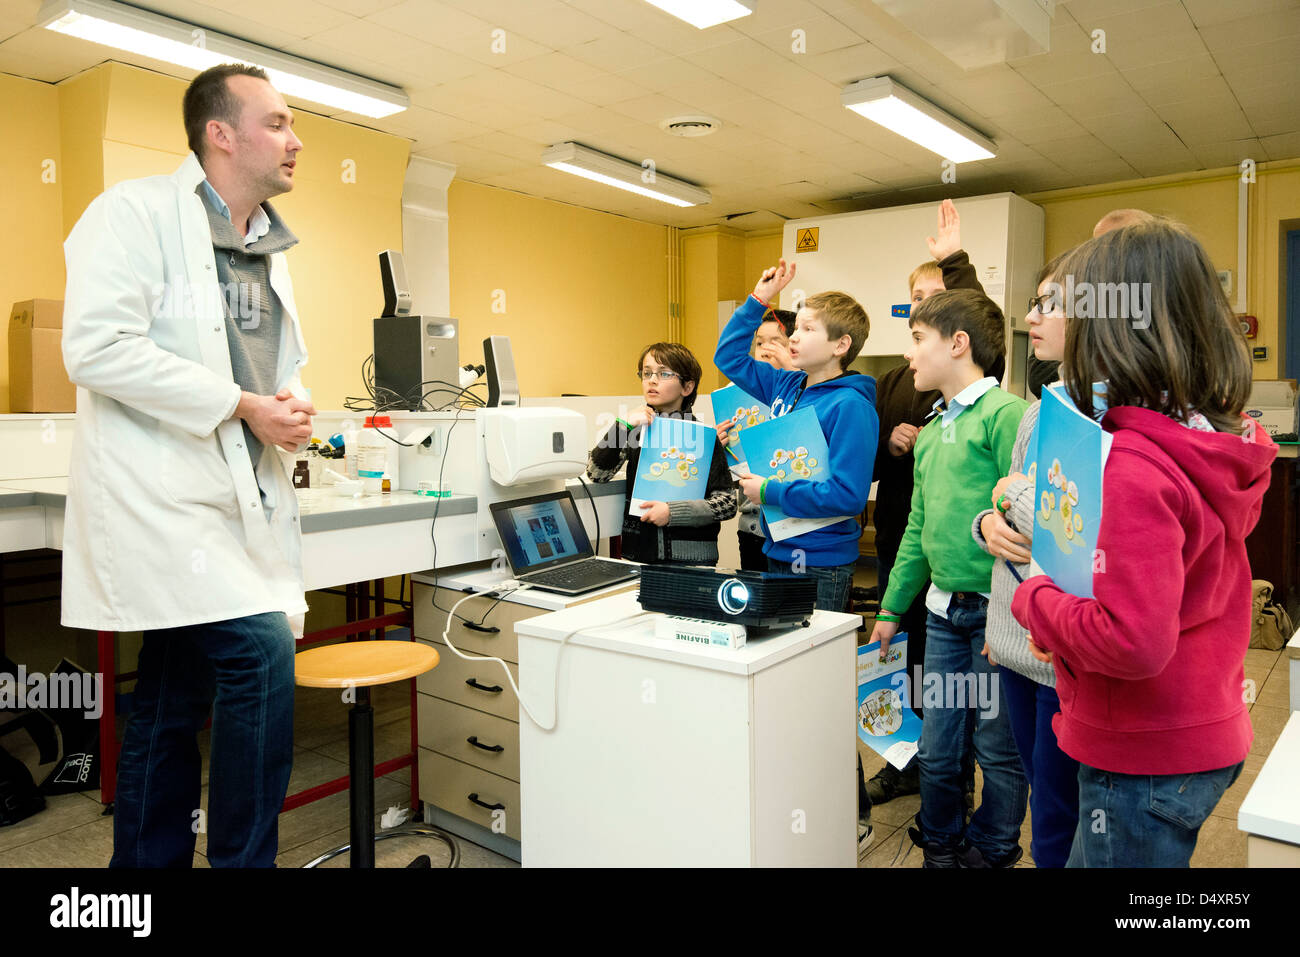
xmin=1026 ymin=160 xmax=1300 ymax=379
xmin=4 ymin=62 xmax=409 ymax=412
xmin=447 ymin=180 xmax=669 ymax=397
xmin=0 ymin=73 xmax=66 ymax=412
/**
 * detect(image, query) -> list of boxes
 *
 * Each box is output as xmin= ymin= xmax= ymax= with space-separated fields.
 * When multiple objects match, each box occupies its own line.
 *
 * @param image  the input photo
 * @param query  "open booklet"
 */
xmin=740 ymin=406 xmax=851 ymax=541
xmin=707 ymin=383 xmax=773 ymax=478
xmin=1029 ymin=382 xmax=1112 ymax=598
xmin=857 ymin=637 xmax=920 ymax=770
xmin=628 ymin=415 xmax=716 ymax=516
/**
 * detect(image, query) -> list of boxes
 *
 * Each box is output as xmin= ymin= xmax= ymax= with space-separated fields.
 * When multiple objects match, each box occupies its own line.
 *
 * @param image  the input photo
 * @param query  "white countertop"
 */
xmin=1238 ymin=710 xmax=1300 ymax=845
xmin=515 ymin=590 xmax=860 ymax=676
xmin=411 ymin=563 xmax=639 ymax=612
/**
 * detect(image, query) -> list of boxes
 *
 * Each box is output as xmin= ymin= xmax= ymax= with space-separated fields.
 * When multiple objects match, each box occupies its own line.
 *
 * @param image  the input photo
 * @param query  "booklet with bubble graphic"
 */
xmin=739 ymin=406 xmax=850 ymax=541
xmin=629 ymin=415 xmax=716 ymax=515
xmin=1029 ymin=382 xmax=1112 ymax=598
xmin=857 ymin=636 xmax=920 ymax=770
xmin=707 ymin=383 xmax=773 ymax=477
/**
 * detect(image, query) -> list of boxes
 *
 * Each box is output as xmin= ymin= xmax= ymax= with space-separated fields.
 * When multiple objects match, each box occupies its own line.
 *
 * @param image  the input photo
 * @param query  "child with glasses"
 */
xmin=587 ymin=342 xmax=735 ymax=566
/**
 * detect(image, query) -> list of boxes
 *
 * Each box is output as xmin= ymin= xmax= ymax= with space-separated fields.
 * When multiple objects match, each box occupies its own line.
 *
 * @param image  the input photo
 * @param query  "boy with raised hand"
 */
xmin=714 ymin=259 xmax=877 ymax=614
xmin=868 ymin=288 xmax=1029 ymax=868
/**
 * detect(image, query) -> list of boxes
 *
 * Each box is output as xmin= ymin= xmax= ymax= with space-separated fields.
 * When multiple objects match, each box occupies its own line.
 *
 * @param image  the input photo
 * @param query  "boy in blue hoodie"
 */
xmin=715 ymin=259 xmax=878 ymax=613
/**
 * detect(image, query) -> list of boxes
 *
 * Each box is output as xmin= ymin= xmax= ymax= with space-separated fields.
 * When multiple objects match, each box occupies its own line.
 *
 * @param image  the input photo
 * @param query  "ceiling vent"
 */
xmin=660 ymin=115 xmax=722 ymax=137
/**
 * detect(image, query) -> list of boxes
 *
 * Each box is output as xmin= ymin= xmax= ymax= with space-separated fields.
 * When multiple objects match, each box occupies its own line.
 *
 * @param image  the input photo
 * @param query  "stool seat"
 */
xmin=295 ymin=640 xmax=440 ymax=689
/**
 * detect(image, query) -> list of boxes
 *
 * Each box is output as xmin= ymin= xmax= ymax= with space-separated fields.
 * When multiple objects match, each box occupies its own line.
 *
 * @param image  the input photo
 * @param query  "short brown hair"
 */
xmin=183 ymin=64 xmax=270 ymax=161
xmin=1092 ymin=208 xmax=1158 ymax=238
xmin=908 ymin=261 xmax=942 ymax=294
xmin=909 ymin=289 xmax=1006 ymax=376
xmin=1056 ymin=220 xmax=1251 ymax=433
xmin=803 ymin=291 xmax=870 ymax=369
xmin=637 ymin=342 xmax=702 ymax=411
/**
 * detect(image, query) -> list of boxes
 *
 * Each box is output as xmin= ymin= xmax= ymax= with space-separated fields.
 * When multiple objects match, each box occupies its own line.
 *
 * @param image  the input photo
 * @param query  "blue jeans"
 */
xmin=917 ymin=595 xmax=1028 ymax=860
xmin=1000 ymin=666 xmax=1079 ymax=868
xmin=1067 ymin=761 xmax=1243 ymax=868
xmin=767 ymin=557 xmax=856 ymax=612
xmin=110 ymin=612 xmax=295 ymax=868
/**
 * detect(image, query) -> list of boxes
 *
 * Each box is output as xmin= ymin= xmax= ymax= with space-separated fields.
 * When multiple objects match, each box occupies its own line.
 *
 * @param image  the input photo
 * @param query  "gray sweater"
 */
xmin=970 ymin=399 xmax=1056 ymax=686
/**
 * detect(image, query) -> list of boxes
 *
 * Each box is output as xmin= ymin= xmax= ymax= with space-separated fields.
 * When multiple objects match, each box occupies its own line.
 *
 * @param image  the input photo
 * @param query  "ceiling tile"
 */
xmin=567 ymin=32 xmax=672 ymax=72
xmin=1035 ymin=72 xmax=1146 ymax=118
xmin=799 ymin=41 xmax=902 ymax=85
xmin=1182 ymin=0 xmax=1299 ymax=28
xmin=1188 ymin=138 xmax=1266 ymax=169
xmin=550 ymin=71 xmax=654 ymax=107
xmin=363 ymin=0 xmax=492 ymax=42
xmin=196 ymin=0 xmax=356 ymax=40
xmin=1260 ymin=130 xmax=1300 ymax=161
xmin=1160 ymin=92 xmax=1258 ymax=143
xmin=1198 ymin=4 xmax=1300 ymax=50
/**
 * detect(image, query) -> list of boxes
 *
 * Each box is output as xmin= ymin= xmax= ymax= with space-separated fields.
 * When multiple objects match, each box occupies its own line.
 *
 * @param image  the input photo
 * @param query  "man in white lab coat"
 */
xmin=61 ymin=64 xmax=315 ymax=867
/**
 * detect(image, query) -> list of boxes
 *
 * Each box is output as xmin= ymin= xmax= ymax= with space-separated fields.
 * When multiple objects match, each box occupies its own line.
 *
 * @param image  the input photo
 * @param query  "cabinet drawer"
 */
xmin=418 ymin=693 xmax=520 ymax=782
xmin=413 ymin=583 xmax=539 ymax=664
xmin=419 ymin=749 xmax=521 ymax=841
xmin=415 ymin=637 xmax=519 ymax=721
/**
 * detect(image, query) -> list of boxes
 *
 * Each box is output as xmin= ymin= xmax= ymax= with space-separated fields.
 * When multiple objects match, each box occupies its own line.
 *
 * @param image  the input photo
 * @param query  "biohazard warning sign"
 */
xmin=795 ymin=227 xmax=819 ymax=253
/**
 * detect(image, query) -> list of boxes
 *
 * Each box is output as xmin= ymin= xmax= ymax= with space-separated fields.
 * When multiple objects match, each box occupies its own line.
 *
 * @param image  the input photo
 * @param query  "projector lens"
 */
xmin=718 ymin=579 xmax=749 ymax=614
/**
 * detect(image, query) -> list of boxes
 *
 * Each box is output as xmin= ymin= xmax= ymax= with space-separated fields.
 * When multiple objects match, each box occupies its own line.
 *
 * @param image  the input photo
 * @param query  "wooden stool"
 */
xmin=295 ymin=640 xmax=459 ymax=868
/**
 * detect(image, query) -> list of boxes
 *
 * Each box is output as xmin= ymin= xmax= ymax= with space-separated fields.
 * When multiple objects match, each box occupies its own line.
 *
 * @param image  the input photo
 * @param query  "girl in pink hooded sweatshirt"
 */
xmin=1011 ymin=220 xmax=1276 ymax=867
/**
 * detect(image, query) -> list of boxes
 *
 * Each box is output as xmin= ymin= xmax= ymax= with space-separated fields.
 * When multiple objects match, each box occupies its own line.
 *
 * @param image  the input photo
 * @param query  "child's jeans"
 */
xmin=1067 ymin=761 xmax=1243 ymax=868
xmin=767 ymin=557 xmax=856 ymax=612
xmin=1000 ymin=666 xmax=1078 ymax=867
xmin=917 ymin=594 xmax=1028 ymax=861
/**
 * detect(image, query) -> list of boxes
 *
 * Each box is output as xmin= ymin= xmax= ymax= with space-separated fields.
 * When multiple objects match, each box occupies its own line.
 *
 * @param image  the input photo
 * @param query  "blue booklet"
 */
xmin=628 ymin=416 xmax=715 ymax=516
xmin=738 ymin=406 xmax=850 ymax=541
xmin=1029 ymin=383 xmax=1113 ymax=598
xmin=857 ymin=637 xmax=920 ymax=770
xmin=708 ymin=383 xmax=772 ymax=477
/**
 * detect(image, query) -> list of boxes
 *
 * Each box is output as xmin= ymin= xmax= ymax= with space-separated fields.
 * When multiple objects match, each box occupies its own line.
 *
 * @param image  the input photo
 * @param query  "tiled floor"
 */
xmin=0 ymin=571 xmax=1290 ymax=868
xmin=0 ymin=676 xmax=517 ymax=869
xmin=849 ymin=564 xmax=1292 ymax=869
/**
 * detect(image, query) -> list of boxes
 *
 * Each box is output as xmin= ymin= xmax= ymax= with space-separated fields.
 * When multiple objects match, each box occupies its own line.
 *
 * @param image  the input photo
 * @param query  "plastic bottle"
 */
xmin=359 ymin=415 xmax=400 ymax=494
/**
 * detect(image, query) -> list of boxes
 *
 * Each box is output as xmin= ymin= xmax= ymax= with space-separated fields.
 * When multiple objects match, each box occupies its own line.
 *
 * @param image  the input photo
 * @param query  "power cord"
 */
xmin=575 ymin=475 xmax=600 ymax=556
xmin=434 ymin=583 xmax=652 ymax=731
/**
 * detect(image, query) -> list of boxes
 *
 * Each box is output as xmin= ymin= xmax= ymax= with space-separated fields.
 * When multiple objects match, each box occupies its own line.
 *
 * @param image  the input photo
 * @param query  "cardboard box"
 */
xmin=1245 ymin=379 xmax=1298 ymax=440
xmin=8 ymin=300 xmax=75 ymax=413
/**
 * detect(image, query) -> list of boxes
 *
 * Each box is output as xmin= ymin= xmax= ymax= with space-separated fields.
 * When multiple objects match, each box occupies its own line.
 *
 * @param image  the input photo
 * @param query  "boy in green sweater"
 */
xmin=868 ymin=288 xmax=1029 ymax=868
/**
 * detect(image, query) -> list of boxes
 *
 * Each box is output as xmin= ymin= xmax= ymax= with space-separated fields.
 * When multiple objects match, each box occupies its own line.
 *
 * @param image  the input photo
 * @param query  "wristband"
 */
xmin=875 ymin=613 xmax=902 ymax=623
xmin=616 ymin=417 xmax=633 ymax=432
xmin=759 ymin=478 xmax=770 ymax=504
xmin=996 ymin=493 xmax=1011 ymax=512
xmin=751 ymin=292 xmax=770 ymax=309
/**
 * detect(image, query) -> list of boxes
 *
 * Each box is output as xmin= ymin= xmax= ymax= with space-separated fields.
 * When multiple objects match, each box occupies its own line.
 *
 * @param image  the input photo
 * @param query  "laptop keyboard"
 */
xmin=523 ymin=558 xmax=638 ymax=591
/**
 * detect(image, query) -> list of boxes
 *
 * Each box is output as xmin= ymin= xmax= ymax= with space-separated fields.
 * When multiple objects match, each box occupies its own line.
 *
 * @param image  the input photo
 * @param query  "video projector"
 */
xmin=637 ymin=565 xmax=817 ymax=629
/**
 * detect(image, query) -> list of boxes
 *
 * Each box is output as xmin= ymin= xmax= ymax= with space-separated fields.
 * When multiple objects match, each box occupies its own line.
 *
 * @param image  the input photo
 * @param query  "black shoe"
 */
xmin=866 ymin=762 xmax=921 ymax=804
xmin=405 ymin=855 xmax=432 ymax=868
xmin=955 ymin=842 xmax=1023 ymax=869
xmin=907 ymin=826 xmax=958 ymax=868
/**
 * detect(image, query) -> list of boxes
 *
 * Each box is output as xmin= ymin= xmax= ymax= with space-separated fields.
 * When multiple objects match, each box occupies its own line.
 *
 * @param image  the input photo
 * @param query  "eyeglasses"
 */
xmin=1028 ymin=293 xmax=1058 ymax=316
xmin=639 ymin=370 xmax=680 ymax=382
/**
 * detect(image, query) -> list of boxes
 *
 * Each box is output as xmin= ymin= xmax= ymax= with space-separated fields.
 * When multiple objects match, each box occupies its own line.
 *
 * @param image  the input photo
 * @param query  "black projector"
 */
xmin=637 ymin=566 xmax=817 ymax=629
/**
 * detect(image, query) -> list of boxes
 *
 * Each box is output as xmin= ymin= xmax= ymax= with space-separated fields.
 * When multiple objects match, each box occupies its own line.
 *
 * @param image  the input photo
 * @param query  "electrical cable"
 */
xmin=575 ymin=475 xmax=600 ymax=557
xmin=435 ymin=584 xmax=652 ymax=731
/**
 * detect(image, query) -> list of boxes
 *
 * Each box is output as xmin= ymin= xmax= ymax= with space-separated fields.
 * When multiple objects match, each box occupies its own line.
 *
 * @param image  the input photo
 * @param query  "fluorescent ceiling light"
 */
xmin=38 ymin=0 xmax=408 ymax=118
xmin=642 ymin=0 xmax=754 ymax=29
xmin=842 ymin=76 xmax=995 ymax=162
xmin=542 ymin=143 xmax=711 ymax=208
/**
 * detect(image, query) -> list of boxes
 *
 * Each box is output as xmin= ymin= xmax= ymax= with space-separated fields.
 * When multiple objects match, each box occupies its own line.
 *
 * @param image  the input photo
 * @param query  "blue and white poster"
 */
xmin=738 ymin=406 xmax=849 ymax=541
xmin=1030 ymin=382 xmax=1113 ymax=598
xmin=629 ymin=415 xmax=715 ymax=515
xmin=857 ymin=637 xmax=920 ymax=770
xmin=708 ymin=383 xmax=772 ymax=477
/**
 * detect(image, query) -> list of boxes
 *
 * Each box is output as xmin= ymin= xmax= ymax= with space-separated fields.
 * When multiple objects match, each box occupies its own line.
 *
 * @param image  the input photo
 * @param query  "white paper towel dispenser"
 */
xmin=479 ymin=407 xmax=587 ymax=486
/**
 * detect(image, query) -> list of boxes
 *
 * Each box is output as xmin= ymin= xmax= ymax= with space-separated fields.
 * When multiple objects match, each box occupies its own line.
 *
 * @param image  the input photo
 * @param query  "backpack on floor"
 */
xmin=1251 ymin=580 xmax=1294 ymax=651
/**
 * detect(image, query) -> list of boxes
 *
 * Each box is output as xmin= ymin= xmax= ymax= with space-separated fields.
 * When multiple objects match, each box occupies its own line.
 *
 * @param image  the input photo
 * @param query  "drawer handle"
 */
xmin=467 ymin=735 xmax=505 ymax=753
xmin=465 ymin=678 xmax=503 ymax=694
xmin=468 ymin=793 xmax=505 ymax=811
xmin=463 ymin=621 xmax=499 ymax=633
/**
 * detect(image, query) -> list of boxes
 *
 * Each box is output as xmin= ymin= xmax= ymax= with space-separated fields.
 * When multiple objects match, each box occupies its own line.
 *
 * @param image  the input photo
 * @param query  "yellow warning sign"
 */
xmin=795 ymin=227 xmax=819 ymax=253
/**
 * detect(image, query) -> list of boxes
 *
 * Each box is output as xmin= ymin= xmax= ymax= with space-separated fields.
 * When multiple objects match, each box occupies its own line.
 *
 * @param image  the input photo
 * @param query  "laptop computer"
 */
xmin=488 ymin=490 xmax=639 ymax=596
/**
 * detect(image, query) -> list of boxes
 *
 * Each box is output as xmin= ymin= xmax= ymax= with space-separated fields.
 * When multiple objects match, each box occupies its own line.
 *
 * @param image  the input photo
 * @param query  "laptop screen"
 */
xmin=489 ymin=491 xmax=595 ymax=574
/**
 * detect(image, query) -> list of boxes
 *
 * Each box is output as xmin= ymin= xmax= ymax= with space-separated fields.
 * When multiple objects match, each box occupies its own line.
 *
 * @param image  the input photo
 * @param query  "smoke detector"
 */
xmin=660 ymin=115 xmax=722 ymax=137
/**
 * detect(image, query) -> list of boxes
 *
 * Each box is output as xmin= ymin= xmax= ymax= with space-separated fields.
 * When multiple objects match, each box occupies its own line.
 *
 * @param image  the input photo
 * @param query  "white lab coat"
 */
xmin=61 ymin=152 xmax=310 ymax=637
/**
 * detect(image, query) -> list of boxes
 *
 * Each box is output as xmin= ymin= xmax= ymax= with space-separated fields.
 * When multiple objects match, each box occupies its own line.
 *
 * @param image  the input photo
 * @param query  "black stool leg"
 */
xmin=350 ymin=685 xmax=374 ymax=868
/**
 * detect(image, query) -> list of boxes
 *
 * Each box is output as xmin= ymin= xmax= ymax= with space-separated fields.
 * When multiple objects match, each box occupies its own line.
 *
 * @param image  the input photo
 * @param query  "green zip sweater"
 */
xmin=881 ymin=386 xmax=1028 ymax=614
